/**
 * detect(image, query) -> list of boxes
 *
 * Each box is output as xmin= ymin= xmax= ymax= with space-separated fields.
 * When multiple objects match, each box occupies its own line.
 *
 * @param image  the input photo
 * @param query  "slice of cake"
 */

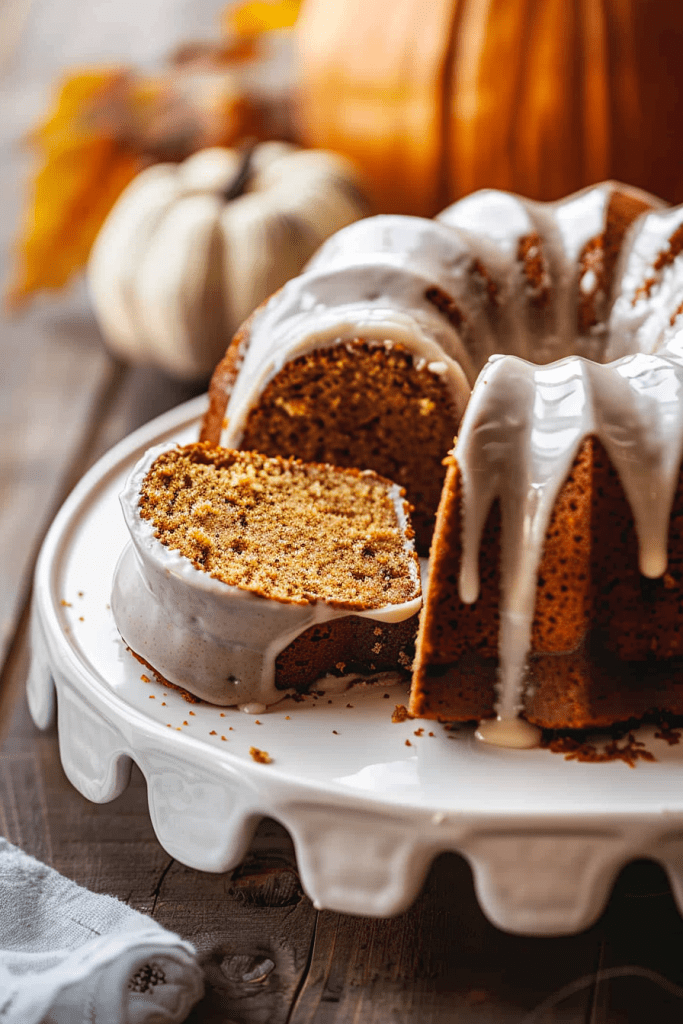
xmin=111 ymin=442 xmax=421 ymax=709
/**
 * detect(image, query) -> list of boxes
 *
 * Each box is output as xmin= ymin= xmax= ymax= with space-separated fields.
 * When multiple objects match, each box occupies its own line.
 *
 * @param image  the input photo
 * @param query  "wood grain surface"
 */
xmin=2 ymin=1 xmax=683 ymax=1021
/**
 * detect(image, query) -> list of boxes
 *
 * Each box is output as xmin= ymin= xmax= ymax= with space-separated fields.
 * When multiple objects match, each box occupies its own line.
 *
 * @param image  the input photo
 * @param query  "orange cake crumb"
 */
xmin=249 ymin=746 xmax=272 ymax=764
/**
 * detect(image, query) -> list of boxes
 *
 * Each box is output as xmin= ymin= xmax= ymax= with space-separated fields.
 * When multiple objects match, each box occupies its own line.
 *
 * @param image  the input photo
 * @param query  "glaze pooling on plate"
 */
xmin=111 ymin=443 xmax=422 ymax=707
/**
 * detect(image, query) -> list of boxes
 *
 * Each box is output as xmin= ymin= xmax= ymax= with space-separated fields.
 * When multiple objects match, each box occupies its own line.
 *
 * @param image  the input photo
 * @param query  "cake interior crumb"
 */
xmin=139 ymin=444 xmax=418 ymax=608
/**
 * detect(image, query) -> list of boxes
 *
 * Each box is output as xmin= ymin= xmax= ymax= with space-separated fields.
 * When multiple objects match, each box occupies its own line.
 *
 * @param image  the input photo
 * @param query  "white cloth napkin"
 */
xmin=0 ymin=839 xmax=204 ymax=1024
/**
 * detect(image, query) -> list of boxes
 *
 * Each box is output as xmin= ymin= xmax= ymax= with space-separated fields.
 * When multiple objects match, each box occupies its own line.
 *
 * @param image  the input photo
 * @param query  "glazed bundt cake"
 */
xmin=112 ymin=442 xmax=421 ymax=709
xmin=199 ymin=180 xmax=683 ymax=742
xmin=411 ymin=185 xmax=683 ymax=744
xmin=200 ymin=182 xmax=662 ymax=555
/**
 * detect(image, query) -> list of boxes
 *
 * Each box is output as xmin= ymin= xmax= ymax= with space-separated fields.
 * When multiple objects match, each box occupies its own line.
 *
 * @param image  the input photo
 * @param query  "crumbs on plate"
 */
xmin=249 ymin=746 xmax=272 ymax=764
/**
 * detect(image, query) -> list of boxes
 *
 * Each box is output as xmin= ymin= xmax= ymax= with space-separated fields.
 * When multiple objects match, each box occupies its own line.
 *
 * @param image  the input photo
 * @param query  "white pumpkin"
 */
xmin=87 ymin=142 xmax=369 ymax=380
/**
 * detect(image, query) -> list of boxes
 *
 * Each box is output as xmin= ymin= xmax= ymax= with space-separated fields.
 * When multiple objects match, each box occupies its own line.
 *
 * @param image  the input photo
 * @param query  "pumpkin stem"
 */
xmin=223 ymin=140 xmax=257 ymax=201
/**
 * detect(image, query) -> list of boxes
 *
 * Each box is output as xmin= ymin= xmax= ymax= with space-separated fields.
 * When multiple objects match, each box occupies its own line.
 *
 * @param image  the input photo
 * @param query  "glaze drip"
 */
xmin=455 ymin=333 xmax=683 ymax=729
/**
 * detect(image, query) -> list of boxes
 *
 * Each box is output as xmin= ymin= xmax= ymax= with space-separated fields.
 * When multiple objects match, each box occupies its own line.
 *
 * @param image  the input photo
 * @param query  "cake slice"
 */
xmin=112 ymin=442 xmax=421 ymax=709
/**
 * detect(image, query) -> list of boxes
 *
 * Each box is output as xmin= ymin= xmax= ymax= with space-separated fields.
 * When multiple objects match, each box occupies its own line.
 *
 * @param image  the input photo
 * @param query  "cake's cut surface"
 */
xmin=139 ymin=443 xmax=419 ymax=608
xmin=237 ymin=341 xmax=459 ymax=552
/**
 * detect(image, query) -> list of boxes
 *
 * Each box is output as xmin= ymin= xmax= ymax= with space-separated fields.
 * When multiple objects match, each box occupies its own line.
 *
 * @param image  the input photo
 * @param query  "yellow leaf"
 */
xmin=7 ymin=69 xmax=139 ymax=310
xmin=223 ymin=0 xmax=301 ymax=36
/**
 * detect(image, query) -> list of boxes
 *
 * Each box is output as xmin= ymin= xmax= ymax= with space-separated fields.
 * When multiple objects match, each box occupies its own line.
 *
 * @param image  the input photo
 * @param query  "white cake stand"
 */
xmin=27 ymin=395 xmax=683 ymax=936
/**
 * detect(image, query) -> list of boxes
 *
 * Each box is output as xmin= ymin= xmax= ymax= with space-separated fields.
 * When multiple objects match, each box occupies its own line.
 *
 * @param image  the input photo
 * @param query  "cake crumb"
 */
xmin=255 ymin=720 xmax=262 ymax=725
xmin=78 ymin=616 xmax=84 ymax=622
xmin=61 ymin=600 xmax=72 ymax=607
xmin=285 ymin=716 xmax=291 ymax=720
xmin=183 ymin=720 xmax=188 ymax=726
xmin=346 ymin=703 xmax=354 ymax=709
xmin=405 ymin=739 xmax=412 ymax=747
xmin=392 ymin=704 xmax=411 ymax=723
xmin=220 ymin=713 xmax=225 ymax=717
xmin=414 ymin=728 xmax=424 ymax=737
xmin=141 ymin=674 xmax=150 ymax=683
xmin=189 ymin=711 xmax=195 ymax=716
xmin=221 ymin=736 xmax=227 ymax=741
xmin=429 ymin=731 xmax=435 ymax=737
xmin=332 ymin=730 xmax=338 ymax=735
xmin=249 ymin=746 xmax=272 ymax=764
xmin=655 ymin=722 xmax=681 ymax=745
xmin=161 ymin=702 xmax=166 ymax=706
xmin=541 ymin=731 xmax=656 ymax=766
xmin=383 ymin=693 xmax=391 ymax=699
xmin=149 ymin=695 xmax=155 ymax=699
xmin=209 ymin=730 xmax=217 ymax=736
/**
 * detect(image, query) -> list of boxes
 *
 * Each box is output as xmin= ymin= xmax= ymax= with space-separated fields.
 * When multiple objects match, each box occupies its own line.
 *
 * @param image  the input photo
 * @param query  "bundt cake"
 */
xmin=111 ymin=442 xmax=421 ymax=709
xmin=200 ymin=180 xmax=683 ymax=743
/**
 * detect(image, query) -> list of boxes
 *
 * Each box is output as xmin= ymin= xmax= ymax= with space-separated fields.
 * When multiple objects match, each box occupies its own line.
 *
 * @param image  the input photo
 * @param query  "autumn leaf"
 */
xmin=223 ymin=0 xmax=302 ymax=36
xmin=7 ymin=7 xmax=297 ymax=309
xmin=6 ymin=70 xmax=139 ymax=310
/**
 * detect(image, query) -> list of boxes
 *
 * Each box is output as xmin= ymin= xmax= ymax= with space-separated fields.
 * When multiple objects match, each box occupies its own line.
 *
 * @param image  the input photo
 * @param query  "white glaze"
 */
xmin=475 ymin=718 xmax=542 ymax=749
xmin=219 ymin=185 xmax=664 ymax=452
xmin=111 ymin=444 xmax=422 ymax=707
xmin=218 ymin=215 xmax=483 ymax=447
xmin=439 ymin=182 xmax=666 ymax=366
xmin=607 ymin=203 xmax=683 ymax=360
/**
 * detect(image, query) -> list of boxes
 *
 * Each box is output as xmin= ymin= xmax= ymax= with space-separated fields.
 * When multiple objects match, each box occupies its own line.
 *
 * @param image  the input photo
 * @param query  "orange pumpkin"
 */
xmin=295 ymin=0 xmax=683 ymax=215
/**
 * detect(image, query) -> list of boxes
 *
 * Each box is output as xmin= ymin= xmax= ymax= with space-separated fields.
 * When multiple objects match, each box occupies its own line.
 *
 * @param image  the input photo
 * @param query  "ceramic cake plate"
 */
xmin=27 ymin=395 xmax=683 ymax=937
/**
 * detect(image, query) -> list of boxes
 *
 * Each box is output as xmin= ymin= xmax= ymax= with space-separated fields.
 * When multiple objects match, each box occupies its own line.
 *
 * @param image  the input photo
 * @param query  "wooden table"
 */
xmin=3 ymin=3 xmax=683 ymax=1020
